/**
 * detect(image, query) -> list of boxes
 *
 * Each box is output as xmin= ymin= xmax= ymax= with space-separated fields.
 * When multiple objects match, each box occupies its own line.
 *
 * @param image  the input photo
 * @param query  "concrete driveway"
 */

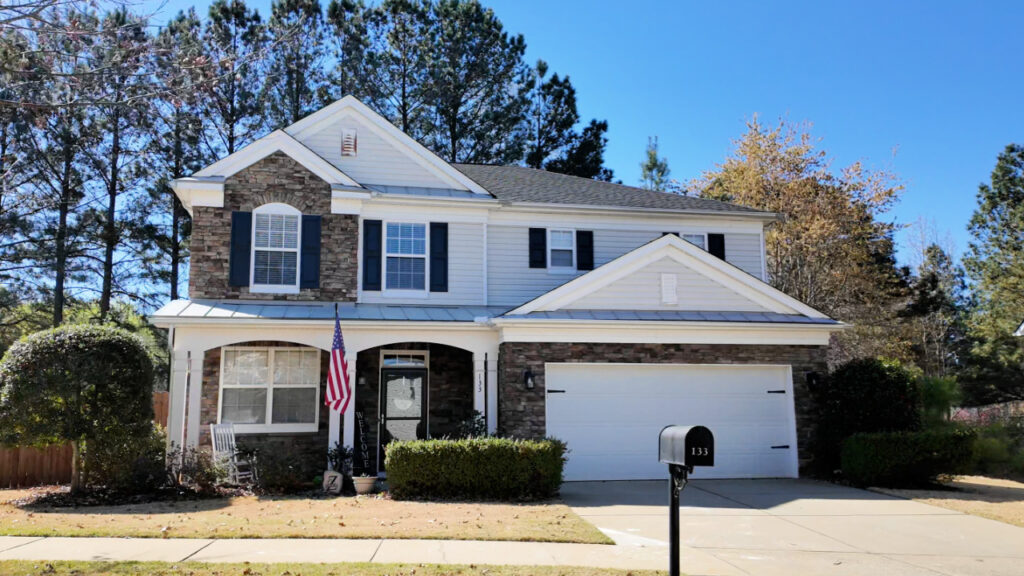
xmin=562 ymin=478 xmax=1024 ymax=576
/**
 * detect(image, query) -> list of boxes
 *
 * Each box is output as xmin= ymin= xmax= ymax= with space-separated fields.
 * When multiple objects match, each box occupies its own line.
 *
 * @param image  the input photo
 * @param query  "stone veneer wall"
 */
xmin=354 ymin=343 xmax=474 ymax=474
xmin=196 ymin=342 xmax=330 ymax=473
xmin=189 ymin=152 xmax=358 ymax=301
xmin=497 ymin=342 xmax=828 ymax=469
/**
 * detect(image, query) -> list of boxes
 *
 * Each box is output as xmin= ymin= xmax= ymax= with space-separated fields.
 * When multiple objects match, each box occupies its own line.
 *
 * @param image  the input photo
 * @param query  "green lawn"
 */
xmin=0 ymin=561 xmax=667 ymax=576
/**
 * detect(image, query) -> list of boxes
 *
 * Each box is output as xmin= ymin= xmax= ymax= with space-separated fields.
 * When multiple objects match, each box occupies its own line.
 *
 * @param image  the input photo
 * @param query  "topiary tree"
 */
xmin=0 ymin=325 xmax=154 ymax=492
xmin=810 ymin=358 xmax=921 ymax=476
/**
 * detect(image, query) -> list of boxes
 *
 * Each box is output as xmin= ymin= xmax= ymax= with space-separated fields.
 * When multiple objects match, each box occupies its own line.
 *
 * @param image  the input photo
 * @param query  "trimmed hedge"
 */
xmin=841 ymin=428 xmax=976 ymax=487
xmin=385 ymin=437 xmax=566 ymax=500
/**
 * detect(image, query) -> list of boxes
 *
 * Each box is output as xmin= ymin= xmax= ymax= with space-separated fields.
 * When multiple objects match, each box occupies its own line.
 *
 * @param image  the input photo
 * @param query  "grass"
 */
xmin=0 ymin=561 xmax=665 ymax=576
xmin=0 ymin=488 xmax=611 ymax=544
xmin=873 ymin=475 xmax=1024 ymax=528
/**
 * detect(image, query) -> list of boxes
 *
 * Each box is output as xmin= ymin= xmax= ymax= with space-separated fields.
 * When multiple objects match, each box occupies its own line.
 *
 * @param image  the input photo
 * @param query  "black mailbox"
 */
xmin=659 ymin=425 xmax=714 ymax=469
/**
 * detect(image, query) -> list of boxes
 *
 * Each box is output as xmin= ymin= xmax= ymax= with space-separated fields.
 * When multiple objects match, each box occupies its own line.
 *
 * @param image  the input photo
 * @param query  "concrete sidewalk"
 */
xmin=0 ymin=535 xmax=668 ymax=571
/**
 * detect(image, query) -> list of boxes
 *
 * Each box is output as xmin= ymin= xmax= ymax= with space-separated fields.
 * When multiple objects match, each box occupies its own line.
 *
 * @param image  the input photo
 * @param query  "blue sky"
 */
xmin=152 ymin=0 xmax=1024 ymax=266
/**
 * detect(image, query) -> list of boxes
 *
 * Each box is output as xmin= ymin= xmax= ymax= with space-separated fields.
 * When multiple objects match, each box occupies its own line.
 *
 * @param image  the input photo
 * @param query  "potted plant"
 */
xmin=352 ymin=472 xmax=377 ymax=495
xmin=324 ymin=443 xmax=353 ymax=495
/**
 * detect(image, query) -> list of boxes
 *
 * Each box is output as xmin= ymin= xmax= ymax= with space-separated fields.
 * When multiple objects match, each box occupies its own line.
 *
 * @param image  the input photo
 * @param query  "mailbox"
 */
xmin=659 ymin=425 xmax=714 ymax=469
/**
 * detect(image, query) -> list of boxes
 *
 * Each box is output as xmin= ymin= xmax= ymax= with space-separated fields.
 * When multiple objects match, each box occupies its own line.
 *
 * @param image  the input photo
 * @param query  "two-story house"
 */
xmin=153 ymin=96 xmax=842 ymax=481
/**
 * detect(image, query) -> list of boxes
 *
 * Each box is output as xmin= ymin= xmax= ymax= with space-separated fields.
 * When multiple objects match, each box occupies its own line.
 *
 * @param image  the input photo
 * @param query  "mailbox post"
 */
xmin=659 ymin=425 xmax=714 ymax=576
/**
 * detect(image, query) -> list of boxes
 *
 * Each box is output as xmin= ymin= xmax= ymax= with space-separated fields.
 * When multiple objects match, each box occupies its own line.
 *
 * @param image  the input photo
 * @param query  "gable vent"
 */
xmin=661 ymin=273 xmax=678 ymax=305
xmin=341 ymin=128 xmax=358 ymax=157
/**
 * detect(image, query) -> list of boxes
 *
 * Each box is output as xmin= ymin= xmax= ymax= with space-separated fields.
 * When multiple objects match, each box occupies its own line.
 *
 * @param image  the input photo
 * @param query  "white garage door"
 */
xmin=546 ymin=363 xmax=798 ymax=481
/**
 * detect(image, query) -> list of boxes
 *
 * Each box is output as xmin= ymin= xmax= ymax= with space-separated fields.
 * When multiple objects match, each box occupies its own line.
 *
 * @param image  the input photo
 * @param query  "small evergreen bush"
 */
xmin=841 ymin=428 xmax=976 ymax=487
xmin=385 ymin=437 xmax=566 ymax=500
xmin=811 ymin=358 xmax=921 ymax=475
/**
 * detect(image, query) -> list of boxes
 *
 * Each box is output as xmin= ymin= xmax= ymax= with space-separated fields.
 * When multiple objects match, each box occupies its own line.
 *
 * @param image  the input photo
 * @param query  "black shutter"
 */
xmin=576 ymin=230 xmax=594 ymax=270
xmin=528 ymin=228 xmax=546 ymax=268
xmin=430 ymin=222 xmax=448 ymax=292
xmin=229 ymin=211 xmax=252 ymax=287
xmin=363 ymin=220 xmax=383 ymax=291
xmin=300 ymin=215 xmax=321 ymax=289
xmin=708 ymin=233 xmax=726 ymax=259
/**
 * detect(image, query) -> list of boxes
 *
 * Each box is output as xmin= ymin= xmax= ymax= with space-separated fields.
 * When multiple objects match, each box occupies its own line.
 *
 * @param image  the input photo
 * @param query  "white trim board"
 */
xmin=507 ymin=234 xmax=830 ymax=319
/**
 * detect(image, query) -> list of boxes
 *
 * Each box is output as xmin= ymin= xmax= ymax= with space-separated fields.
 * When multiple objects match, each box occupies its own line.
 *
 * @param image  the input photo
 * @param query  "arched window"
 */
xmin=251 ymin=203 xmax=301 ymax=293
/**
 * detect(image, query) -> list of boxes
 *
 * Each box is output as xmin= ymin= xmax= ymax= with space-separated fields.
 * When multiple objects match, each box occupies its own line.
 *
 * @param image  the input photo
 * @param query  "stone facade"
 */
xmin=189 ymin=152 xmax=358 ymax=301
xmin=195 ymin=342 xmax=330 ymax=474
xmin=497 ymin=342 xmax=828 ymax=468
xmin=354 ymin=343 xmax=474 ymax=474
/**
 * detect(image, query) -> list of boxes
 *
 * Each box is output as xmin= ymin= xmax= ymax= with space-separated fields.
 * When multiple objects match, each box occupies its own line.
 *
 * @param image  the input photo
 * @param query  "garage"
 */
xmin=545 ymin=363 xmax=798 ymax=481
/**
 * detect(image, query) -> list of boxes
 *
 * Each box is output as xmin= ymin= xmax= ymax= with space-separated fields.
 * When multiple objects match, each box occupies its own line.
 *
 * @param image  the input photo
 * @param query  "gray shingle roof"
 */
xmin=453 ymin=164 xmax=767 ymax=214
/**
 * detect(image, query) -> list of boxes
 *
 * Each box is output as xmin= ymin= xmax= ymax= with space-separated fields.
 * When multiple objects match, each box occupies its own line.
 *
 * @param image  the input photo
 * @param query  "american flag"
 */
xmin=326 ymin=312 xmax=351 ymax=413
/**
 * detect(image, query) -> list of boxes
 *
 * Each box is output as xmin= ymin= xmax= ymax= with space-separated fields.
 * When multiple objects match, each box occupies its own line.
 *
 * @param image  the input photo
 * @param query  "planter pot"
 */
xmin=353 ymin=476 xmax=377 ymax=495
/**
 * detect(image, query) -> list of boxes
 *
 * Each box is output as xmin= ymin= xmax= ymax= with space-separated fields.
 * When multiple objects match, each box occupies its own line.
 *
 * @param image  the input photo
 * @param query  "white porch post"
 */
xmin=185 ymin=349 xmax=205 ymax=449
xmin=342 ymin=356 xmax=357 ymax=450
xmin=166 ymin=347 xmax=191 ymax=452
xmin=486 ymin=351 xmax=499 ymax=434
xmin=473 ymin=352 xmax=487 ymax=416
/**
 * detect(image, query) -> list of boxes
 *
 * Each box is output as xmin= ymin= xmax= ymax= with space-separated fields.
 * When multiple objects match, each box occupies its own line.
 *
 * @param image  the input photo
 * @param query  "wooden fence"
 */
xmin=0 ymin=391 xmax=170 ymax=488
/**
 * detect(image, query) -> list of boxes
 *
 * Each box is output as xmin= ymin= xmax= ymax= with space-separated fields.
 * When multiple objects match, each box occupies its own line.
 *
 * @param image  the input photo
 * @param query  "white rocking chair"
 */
xmin=210 ymin=423 xmax=257 ymax=485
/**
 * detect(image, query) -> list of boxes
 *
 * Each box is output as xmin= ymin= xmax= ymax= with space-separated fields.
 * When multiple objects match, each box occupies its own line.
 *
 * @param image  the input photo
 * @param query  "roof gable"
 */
xmin=285 ymin=96 xmax=490 ymax=195
xmin=508 ymin=235 xmax=830 ymax=318
xmin=194 ymin=130 xmax=360 ymax=187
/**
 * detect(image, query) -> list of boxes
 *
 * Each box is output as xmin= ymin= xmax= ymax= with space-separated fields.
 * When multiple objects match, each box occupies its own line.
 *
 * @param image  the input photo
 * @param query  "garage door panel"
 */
xmin=546 ymin=363 xmax=797 ymax=481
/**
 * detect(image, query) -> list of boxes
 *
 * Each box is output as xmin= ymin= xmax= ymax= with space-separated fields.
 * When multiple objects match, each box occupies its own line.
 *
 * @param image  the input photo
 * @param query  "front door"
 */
xmin=378 ymin=367 xmax=427 ymax=472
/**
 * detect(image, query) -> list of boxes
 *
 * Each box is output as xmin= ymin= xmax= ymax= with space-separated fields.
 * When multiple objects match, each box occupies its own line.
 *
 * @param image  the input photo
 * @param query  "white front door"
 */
xmin=545 ymin=363 xmax=798 ymax=481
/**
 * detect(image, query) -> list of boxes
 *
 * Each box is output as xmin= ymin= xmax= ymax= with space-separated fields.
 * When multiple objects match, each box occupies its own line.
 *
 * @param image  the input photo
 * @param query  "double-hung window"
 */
xmin=385 ymin=222 xmax=427 ymax=290
xmin=681 ymin=233 xmax=707 ymax=250
xmin=548 ymin=229 xmax=576 ymax=271
xmin=252 ymin=204 xmax=301 ymax=293
xmin=219 ymin=347 xmax=320 ymax=433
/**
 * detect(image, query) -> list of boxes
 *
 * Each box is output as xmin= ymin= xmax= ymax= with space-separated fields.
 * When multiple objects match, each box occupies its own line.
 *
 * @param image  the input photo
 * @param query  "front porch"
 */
xmin=160 ymin=304 xmax=500 ymax=477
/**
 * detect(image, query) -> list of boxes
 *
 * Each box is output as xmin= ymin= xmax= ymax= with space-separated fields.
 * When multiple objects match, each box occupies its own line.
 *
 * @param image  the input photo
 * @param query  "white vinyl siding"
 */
xmin=298 ymin=114 xmax=450 ymax=188
xmin=487 ymin=227 xmax=766 ymax=307
xmin=361 ymin=222 xmax=485 ymax=305
xmin=567 ymin=257 xmax=771 ymax=312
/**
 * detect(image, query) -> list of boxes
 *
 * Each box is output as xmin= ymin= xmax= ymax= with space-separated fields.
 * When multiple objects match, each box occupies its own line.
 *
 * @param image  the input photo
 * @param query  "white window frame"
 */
xmin=382 ymin=220 xmax=429 ymax=297
xmin=547 ymin=228 xmax=576 ymax=274
xmin=217 ymin=346 xmax=321 ymax=434
xmin=250 ymin=203 xmax=302 ymax=294
xmin=681 ymin=232 xmax=708 ymax=251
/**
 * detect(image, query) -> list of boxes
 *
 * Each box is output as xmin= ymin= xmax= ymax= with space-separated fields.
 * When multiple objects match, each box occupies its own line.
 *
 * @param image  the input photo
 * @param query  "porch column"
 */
xmin=166 ymin=347 xmax=192 ymax=452
xmin=473 ymin=352 xmax=487 ymax=416
xmin=341 ymin=355 xmax=358 ymax=451
xmin=486 ymin=353 xmax=498 ymax=434
xmin=185 ymin=349 xmax=205 ymax=449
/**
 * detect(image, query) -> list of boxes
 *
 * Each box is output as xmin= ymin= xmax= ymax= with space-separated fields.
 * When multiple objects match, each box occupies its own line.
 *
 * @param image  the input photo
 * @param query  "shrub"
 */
xmin=970 ymin=422 xmax=1022 ymax=476
xmin=919 ymin=376 xmax=962 ymax=427
xmin=84 ymin=423 xmax=168 ymax=493
xmin=0 ymin=325 xmax=155 ymax=492
xmin=811 ymin=358 xmax=921 ymax=475
xmin=167 ymin=445 xmax=224 ymax=493
xmin=454 ymin=410 xmax=488 ymax=439
xmin=385 ymin=437 xmax=566 ymax=500
xmin=841 ymin=428 xmax=976 ymax=487
xmin=242 ymin=445 xmax=316 ymax=493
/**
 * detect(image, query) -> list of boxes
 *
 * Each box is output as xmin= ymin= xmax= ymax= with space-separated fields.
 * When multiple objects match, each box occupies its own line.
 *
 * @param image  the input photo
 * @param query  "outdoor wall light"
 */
xmin=522 ymin=369 xmax=535 ymax=390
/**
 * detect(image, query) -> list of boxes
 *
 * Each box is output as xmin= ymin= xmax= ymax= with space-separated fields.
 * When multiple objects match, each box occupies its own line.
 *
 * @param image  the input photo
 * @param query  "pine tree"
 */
xmin=264 ymin=0 xmax=327 ymax=127
xmin=87 ymin=8 xmax=153 ymax=320
xmin=961 ymin=144 xmax=1024 ymax=402
xmin=639 ymin=136 xmax=670 ymax=191
xmin=524 ymin=60 xmax=578 ymax=169
xmin=902 ymin=244 xmax=967 ymax=377
xmin=324 ymin=0 xmax=369 ymax=99
xmin=203 ymin=0 xmax=266 ymax=155
xmin=545 ymin=119 xmax=615 ymax=182
xmin=426 ymin=0 xmax=530 ymax=163
xmin=143 ymin=9 xmax=210 ymax=301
